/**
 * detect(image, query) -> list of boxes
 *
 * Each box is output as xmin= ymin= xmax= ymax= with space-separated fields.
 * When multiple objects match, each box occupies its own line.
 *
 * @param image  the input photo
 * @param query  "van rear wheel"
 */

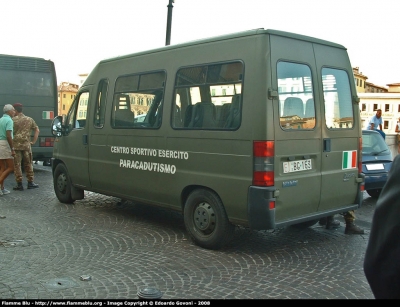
xmin=184 ymin=189 xmax=234 ymax=250
xmin=53 ymin=163 xmax=73 ymax=204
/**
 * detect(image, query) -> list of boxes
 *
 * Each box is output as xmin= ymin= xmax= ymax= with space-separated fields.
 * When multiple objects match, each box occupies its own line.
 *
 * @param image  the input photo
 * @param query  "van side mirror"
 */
xmin=51 ymin=116 xmax=63 ymax=137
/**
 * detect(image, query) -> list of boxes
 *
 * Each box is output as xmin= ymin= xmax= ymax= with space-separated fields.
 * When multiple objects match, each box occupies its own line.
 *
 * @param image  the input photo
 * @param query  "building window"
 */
xmin=384 ymin=120 xmax=389 ymax=129
xmin=398 ymin=104 xmax=400 ymax=112
xmin=360 ymin=80 xmax=363 ymax=88
xmin=63 ymin=94 xmax=66 ymax=98
xmin=385 ymin=104 xmax=390 ymax=112
xmin=361 ymin=103 xmax=366 ymax=111
xmin=373 ymin=104 xmax=378 ymax=110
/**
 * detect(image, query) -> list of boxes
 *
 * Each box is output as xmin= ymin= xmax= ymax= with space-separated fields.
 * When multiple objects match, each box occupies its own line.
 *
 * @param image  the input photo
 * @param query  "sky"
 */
xmin=2 ymin=0 xmax=400 ymax=86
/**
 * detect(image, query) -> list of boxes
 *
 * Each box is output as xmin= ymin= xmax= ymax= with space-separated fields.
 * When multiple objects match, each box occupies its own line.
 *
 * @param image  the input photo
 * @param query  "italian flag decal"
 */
xmin=342 ymin=150 xmax=357 ymax=170
xmin=42 ymin=111 xmax=54 ymax=119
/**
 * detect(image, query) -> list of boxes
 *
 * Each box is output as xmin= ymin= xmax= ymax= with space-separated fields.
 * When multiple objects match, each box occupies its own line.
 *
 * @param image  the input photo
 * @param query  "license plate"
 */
xmin=366 ymin=163 xmax=384 ymax=170
xmin=283 ymin=159 xmax=312 ymax=173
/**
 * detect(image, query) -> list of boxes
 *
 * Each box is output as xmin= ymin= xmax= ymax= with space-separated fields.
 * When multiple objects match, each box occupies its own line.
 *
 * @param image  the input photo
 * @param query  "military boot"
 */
xmin=27 ymin=181 xmax=39 ymax=189
xmin=345 ymin=222 xmax=364 ymax=234
xmin=326 ymin=215 xmax=341 ymax=229
xmin=13 ymin=182 xmax=24 ymax=191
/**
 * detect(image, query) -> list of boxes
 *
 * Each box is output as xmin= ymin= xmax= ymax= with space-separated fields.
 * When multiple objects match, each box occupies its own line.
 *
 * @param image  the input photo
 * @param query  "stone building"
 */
xmin=58 ymin=82 xmax=79 ymax=116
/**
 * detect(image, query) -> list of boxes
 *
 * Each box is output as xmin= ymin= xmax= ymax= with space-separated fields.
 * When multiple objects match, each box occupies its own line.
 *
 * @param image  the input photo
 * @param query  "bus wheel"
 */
xmin=184 ymin=189 xmax=234 ymax=250
xmin=53 ymin=163 xmax=73 ymax=204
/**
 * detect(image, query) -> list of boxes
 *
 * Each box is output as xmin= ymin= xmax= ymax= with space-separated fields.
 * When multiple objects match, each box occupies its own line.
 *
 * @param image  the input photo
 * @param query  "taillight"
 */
xmin=39 ymin=137 xmax=55 ymax=147
xmin=253 ymin=141 xmax=274 ymax=186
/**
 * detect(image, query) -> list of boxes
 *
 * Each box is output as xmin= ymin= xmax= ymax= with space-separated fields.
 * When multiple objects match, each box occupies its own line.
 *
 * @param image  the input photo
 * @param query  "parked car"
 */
xmin=362 ymin=130 xmax=393 ymax=198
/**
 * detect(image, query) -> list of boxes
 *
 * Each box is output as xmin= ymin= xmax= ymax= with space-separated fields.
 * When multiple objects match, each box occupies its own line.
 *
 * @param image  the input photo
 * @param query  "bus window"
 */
xmin=278 ymin=61 xmax=315 ymax=130
xmin=322 ymin=68 xmax=354 ymax=129
xmin=111 ymin=71 xmax=166 ymax=129
xmin=172 ymin=61 xmax=243 ymax=130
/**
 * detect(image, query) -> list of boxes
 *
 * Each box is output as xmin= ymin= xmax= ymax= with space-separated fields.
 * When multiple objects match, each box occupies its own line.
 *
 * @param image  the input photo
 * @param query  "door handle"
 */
xmin=323 ymin=138 xmax=331 ymax=152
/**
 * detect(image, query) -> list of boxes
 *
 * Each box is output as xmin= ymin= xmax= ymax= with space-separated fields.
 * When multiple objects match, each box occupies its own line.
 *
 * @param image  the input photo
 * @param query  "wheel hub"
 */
xmin=57 ymin=174 xmax=67 ymax=193
xmin=194 ymin=202 xmax=216 ymax=233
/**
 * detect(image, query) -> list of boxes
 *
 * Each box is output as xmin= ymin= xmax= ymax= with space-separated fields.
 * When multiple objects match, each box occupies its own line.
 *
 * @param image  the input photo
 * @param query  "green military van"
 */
xmin=51 ymin=29 xmax=364 ymax=250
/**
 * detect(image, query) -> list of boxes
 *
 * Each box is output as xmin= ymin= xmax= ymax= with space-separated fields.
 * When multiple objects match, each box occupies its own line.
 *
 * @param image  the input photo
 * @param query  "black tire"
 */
xmin=184 ymin=189 xmax=234 ymax=250
xmin=43 ymin=159 xmax=52 ymax=166
xmin=53 ymin=163 xmax=74 ymax=204
xmin=367 ymin=189 xmax=381 ymax=198
xmin=291 ymin=219 xmax=319 ymax=229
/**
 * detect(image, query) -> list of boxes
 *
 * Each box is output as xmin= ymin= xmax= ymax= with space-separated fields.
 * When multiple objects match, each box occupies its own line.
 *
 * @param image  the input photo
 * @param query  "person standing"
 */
xmin=364 ymin=154 xmax=400 ymax=298
xmin=367 ymin=109 xmax=385 ymax=139
xmin=0 ymin=104 xmax=16 ymax=195
xmin=12 ymin=103 xmax=39 ymax=191
xmin=395 ymin=117 xmax=400 ymax=154
xmin=319 ymin=211 xmax=364 ymax=234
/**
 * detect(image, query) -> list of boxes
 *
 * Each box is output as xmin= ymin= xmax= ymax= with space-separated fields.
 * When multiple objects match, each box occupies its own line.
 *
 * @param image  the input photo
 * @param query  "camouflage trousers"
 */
xmin=14 ymin=150 xmax=34 ymax=183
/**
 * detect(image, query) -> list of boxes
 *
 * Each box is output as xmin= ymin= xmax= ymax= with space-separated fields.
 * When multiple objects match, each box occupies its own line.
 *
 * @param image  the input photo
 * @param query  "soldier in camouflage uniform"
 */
xmin=12 ymin=103 xmax=40 ymax=190
xmin=319 ymin=210 xmax=364 ymax=234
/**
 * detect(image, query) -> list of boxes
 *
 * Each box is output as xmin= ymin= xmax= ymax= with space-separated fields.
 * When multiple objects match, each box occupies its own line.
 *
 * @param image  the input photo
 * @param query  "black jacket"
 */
xmin=364 ymin=154 xmax=400 ymax=299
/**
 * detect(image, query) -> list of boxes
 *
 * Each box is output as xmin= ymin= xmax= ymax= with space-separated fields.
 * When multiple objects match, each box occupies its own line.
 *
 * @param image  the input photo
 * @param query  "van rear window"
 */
xmin=278 ymin=62 xmax=315 ymax=130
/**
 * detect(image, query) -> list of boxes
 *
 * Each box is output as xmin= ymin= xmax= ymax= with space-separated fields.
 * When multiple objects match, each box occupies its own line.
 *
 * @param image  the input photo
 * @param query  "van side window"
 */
xmin=278 ymin=62 xmax=315 ymax=130
xmin=322 ymin=68 xmax=354 ymax=129
xmin=65 ymin=92 xmax=89 ymax=134
xmin=94 ymin=79 xmax=109 ymax=128
xmin=111 ymin=71 xmax=166 ymax=129
xmin=172 ymin=61 xmax=243 ymax=130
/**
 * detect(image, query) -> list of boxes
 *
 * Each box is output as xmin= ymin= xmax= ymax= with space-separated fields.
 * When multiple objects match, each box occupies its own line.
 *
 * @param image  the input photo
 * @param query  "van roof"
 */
xmin=99 ymin=28 xmax=346 ymax=65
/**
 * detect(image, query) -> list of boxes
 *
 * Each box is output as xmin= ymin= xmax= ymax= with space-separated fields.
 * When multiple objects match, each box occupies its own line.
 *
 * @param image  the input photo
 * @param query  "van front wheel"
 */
xmin=184 ymin=189 xmax=234 ymax=250
xmin=53 ymin=163 xmax=73 ymax=204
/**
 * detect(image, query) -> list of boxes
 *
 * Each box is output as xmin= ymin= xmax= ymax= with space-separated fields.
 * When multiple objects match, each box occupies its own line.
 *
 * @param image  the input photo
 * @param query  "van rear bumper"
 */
xmin=247 ymin=186 xmax=276 ymax=230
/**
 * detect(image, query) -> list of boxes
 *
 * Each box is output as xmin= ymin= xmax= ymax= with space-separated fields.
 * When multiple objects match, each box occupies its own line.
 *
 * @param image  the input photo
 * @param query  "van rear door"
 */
xmin=313 ymin=43 xmax=360 ymax=211
xmin=270 ymin=34 xmax=360 ymax=223
xmin=270 ymin=34 xmax=322 ymax=222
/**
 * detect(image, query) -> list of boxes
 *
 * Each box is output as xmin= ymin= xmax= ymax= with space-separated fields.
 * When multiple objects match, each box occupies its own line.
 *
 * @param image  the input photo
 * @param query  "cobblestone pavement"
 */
xmin=0 ymin=164 xmax=376 ymax=299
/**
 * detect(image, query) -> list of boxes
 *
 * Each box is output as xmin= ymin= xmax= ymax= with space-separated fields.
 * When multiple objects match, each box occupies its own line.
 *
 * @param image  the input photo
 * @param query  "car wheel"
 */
xmin=367 ymin=189 xmax=381 ymax=198
xmin=184 ymin=188 xmax=234 ymax=250
xmin=53 ymin=163 xmax=74 ymax=204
